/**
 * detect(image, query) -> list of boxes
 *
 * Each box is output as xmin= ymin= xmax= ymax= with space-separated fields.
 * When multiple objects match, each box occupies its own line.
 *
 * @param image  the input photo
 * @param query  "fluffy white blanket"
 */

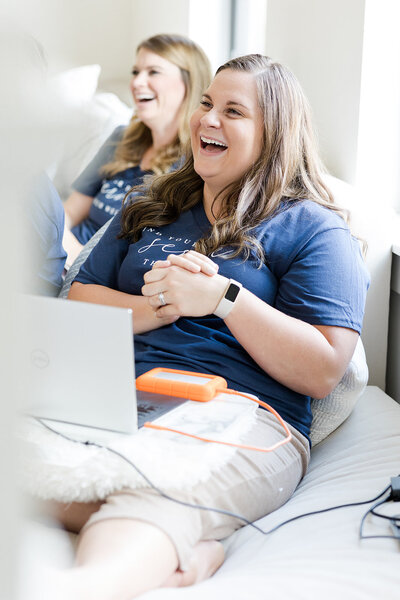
xmin=19 ymin=394 xmax=257 ymax=502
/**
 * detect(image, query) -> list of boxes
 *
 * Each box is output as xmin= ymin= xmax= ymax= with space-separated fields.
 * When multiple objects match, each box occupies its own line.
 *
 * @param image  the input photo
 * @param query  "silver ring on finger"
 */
xmin=158 ymin=291 xmax=166 ymax=306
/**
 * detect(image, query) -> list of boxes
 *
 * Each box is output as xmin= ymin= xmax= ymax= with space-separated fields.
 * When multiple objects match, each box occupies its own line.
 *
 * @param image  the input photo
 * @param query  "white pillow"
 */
xmin=50 ymin=64 xmax=101 ymax=104
xmin=46 ymin=66 xmax=132 ymax=200
xmin=310 ymin=338 xmax=368 ymax=445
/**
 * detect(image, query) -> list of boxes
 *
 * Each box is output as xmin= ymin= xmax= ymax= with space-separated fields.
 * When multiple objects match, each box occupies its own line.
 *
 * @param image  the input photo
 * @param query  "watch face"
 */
xmin=225 ymin=283 xmax=240 ymax=302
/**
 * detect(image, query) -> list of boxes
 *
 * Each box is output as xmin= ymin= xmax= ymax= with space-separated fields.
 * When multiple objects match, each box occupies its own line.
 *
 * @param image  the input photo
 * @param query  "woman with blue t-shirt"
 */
xmin=56 ymin=55 xmax=369 ymax=599
xmin=62 ymin=34 xmax=211 ymax=268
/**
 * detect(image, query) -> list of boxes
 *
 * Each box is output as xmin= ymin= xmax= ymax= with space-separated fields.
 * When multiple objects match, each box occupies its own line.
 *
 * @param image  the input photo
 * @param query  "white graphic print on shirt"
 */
xmin=138 ymin=227 xmax=196 ymax=267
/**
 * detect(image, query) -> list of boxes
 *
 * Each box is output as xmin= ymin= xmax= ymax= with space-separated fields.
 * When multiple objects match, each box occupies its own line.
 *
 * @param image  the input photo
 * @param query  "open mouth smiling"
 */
xmin=136 ymin=93 xmax=156 ymax=104
xmin=200 ymin=136 xmax=228 ymax=153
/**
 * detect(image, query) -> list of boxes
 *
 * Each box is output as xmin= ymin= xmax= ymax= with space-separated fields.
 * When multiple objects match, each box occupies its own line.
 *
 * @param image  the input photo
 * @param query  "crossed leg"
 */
xmin=41 ymin=501 xmax=224 ymax=599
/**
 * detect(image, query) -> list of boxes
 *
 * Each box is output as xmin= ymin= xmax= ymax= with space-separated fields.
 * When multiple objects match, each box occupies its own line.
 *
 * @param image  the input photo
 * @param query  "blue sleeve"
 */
xmin=275 ymin=226 xmax=370 ymax=333
xmin=30 ymin=173 xmax=67 ymax=296
xmin=74 ymin=210 xmax=130 ymax=290
xmin=72 ymin=126 xmax=126 ymax=197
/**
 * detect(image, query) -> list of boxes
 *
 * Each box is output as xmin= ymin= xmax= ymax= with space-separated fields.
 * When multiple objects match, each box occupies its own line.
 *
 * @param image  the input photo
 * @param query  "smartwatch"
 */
xmin=214 ymin=279 xmax=242 ymax=319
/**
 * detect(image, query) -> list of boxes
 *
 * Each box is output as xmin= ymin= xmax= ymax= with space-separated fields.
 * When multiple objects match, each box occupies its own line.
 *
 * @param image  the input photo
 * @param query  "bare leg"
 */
xmin=40 ymin=501 xmax=223 ymax=595
xmin=47 ymin=519 xmax=179 ymax=600
xmin=163 ymin=540 xmax=224 ymax=587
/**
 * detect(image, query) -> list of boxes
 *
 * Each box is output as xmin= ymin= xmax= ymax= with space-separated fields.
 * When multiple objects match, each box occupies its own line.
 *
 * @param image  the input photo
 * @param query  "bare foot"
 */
xmin=163 ymin=540 xmax=224 ymax=588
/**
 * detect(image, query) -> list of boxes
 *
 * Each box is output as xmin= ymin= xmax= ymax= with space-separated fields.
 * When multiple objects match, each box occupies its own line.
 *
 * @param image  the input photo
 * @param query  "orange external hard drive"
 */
xmin=136 ymin=368 xmax=228 ymax=402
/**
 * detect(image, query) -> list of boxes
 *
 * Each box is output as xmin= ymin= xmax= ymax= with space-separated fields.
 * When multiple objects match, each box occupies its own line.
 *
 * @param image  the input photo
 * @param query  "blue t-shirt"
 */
xmin=27 ymin=173 xmax=67 ymax=296
xmin=74 ymin=199 xmax=370 ymax=440
xmin=71 ymin=126 xmax=149 ymax=244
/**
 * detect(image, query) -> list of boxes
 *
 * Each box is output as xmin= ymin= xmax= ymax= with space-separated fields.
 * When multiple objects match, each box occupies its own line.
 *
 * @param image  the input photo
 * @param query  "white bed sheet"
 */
xmin=142 ymin=386 xmax=400 ymax=600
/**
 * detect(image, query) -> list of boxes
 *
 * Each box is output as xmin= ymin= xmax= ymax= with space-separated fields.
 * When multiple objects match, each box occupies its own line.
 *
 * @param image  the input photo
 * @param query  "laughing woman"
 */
xmin=62 ymin=33 xmax=211 ymax=268
xmin=58 ymin=54 xmax=369 ymax=599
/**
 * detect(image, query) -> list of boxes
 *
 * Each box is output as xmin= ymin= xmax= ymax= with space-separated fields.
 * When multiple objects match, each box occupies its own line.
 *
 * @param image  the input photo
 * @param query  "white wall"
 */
xmin=356 ymin=0 xmax=400 ymax=211
xmin=0 ymin=0 xmax=230 ymax=94
xmin=126 ymin=0 xmax=232 ymax=75
xmin=189 ymin=0 xmax=231 ymax=73
xmin=353 ymin=0 xmax=400 ymax=387
xmin=2 ymin=0 xmax=136 ymax=85
xmin=231 ymin=0 xmax=268 ymax=58
xmin=130 ymin=0 xmax=190 ymax=45
xmin=265 ymin=0 xmax=366 ymax=184
xmin=263 ymin=0 xmax=400 ymax=390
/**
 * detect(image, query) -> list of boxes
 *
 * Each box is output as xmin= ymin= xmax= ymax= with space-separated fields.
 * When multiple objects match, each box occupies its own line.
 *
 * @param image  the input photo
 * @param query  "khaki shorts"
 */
xmin=84 ymin=409 xmax=310 ymax=570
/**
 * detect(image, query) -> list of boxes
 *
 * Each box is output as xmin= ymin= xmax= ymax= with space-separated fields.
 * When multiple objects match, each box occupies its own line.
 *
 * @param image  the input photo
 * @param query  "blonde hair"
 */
xmin=103 ymin=34 xmax=211 ymax=177
xmin=120 ymin=54 xmax=347 ymax=262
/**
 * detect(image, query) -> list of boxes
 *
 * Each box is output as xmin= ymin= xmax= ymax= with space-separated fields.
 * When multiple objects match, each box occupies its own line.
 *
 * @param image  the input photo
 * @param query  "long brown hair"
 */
xmin=103 ymin=34 xmax=212 ymax=177
xmin=120 ymin=54 xmax=346 ymax=262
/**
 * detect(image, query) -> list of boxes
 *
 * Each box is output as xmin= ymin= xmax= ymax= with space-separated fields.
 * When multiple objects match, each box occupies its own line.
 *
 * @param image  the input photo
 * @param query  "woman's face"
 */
xmin=190 ymin=69 xmax=263 ymax=197
xmin=130 ymin=48 xmax=186 ymax=134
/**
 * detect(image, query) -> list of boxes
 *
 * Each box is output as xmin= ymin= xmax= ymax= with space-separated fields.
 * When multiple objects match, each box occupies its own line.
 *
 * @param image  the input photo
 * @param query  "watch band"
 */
xmin=214 ymin=279 xmax=242 ymax=319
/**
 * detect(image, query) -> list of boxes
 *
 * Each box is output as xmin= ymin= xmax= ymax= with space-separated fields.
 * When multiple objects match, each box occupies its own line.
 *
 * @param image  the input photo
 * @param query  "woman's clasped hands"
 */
xmin=142 ymin=250 xmax=227 ymax=320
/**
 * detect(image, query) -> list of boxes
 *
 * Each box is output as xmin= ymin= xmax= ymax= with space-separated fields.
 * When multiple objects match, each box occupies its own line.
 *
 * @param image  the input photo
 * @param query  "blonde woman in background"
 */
xmin=63 ymin=33 xmax=211 ymax=267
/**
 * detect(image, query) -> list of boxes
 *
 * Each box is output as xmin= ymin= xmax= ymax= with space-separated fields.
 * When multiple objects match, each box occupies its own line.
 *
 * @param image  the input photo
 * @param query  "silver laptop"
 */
xmin=18 ymin=295 xmax=187 ymax=444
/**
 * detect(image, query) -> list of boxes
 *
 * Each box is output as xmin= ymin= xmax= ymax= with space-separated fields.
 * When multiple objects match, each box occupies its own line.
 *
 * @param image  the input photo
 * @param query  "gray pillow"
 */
xmin=59 ymin=219 xmax=112 ymax=299
xmin=60 ymin=222 xmax=368 ymax=446
xmin=310 ymin=338 xmax=368 ymax=445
